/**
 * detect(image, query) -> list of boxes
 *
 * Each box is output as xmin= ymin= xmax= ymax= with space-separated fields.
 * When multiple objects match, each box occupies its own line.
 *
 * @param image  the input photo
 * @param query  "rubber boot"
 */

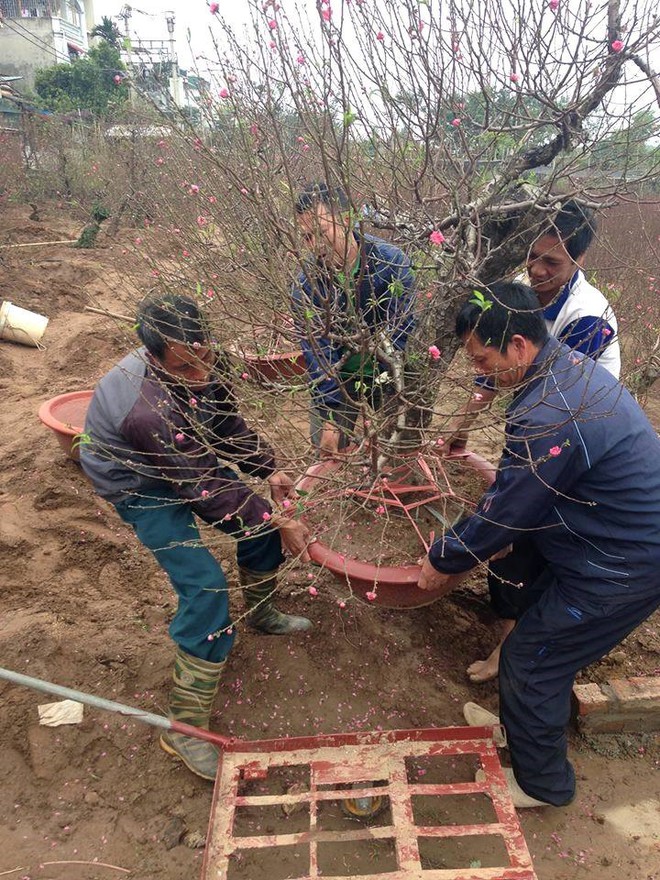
xmin=239 ymin=567 xmax=312 ymax=634
xmin=159 ymin=647 xmax=225 ymax=781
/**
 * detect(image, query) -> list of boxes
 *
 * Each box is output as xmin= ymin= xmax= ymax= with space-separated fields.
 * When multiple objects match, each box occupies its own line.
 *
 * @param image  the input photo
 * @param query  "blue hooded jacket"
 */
xmin=291 ymin=232 xmax=416 ymax=408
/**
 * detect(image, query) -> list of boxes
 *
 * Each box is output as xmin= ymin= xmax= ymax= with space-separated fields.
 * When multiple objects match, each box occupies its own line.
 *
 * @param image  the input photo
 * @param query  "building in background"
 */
xmin=0 ymin=0 xmax=95 ymax=89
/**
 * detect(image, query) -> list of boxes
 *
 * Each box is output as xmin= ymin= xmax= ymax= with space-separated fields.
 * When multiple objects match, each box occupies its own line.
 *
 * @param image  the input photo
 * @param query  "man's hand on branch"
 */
xmin=418 ymin=557 xmax=453 ymax=592
xmin=268 ymin=470 xmax=296 ymax=504
xmin=320 ymin=421 xmax=342 ymax=458
xmin=274 ymin=516 xmax=313 ymax=563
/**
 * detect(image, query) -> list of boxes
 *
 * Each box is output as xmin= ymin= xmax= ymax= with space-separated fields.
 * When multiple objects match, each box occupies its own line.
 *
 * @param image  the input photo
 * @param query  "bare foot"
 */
xmin=467 ymin=619 xmax=515 ymax=683
xmin=466 ymin=646 xmax=501 ymax=683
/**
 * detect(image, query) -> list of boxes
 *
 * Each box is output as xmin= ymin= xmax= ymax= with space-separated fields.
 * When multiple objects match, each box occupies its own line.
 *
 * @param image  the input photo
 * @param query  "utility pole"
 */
xmin=165 ymin=11 xmax=182 ymax=108
xmin=117 ymin=5 xmax=135 ymax=107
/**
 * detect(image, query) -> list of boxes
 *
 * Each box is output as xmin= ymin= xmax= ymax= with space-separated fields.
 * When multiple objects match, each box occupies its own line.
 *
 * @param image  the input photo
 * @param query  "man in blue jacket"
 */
xmin=419 ymin=282 xmax=660 ymax=808
xmin=291 ymin=182 xmax=416 ymax=456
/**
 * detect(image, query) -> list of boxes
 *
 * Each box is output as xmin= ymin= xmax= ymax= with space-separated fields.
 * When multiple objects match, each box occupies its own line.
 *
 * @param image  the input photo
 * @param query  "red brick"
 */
xmin=572 ymin=676 xmax=660 ymax=734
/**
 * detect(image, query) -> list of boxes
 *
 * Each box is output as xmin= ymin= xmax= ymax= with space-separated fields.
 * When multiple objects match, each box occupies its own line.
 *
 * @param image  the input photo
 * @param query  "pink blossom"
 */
xmin=262 ymin=511 xmax=271 ymax=521
xmin=473 ymin=392 xmax=483 ymax=401
xmin=297 ymin=135 xmax=304 ymax=142
xmin=602 ymin=327 xmax=611 ymax=337
xmin=241 ymin=371 xmax=249 ymax=379
xmin=189 ymin=184 xmax=200 ymax=194
xmin=219 ymin=88 xmax=229 ymax=98
xmin=429 ymin=230 xmax=445 ymax=245
xmin=338 ymin=600 xmax=346 ymax=609
xmin=428 ymin=345 xmax=441 ymax=360
xmin=175 ymin=432 xmax=185 ymax=443
xmin=240 ymin=187 xmax=248 ymax=195
xmin=209 ymin=1 xmax=219 ymax=13
xmin=549 ymin=446 xmax=562 ymax=457
xmin=451 ymin=118 xmax=461 ymax=127
xmin=249 ymin=123 xmax=258 ymax=136
xmin=113 ymin=75 xmax=122 ymax=84
xmin=375 ymin=505 xmax=386 ymax=515
xmin=201 ymin=489 xmax=210 ymax=498
xmin=510 ymin=73 xmax=519 ymax=83
xmin=208 ymin=195 xmax=217 ymax=204
xmin=134 ymin=237 xmax=142 ymax=245
xmin=297 ymin=54 xmax=306 ymax=65
xmin=302 ymin=144 xmax=310 ymax=152
xmin=611 ymin=40 xmax=624 ymax=53
xmin=269 ymin=40 xmax=277 ymax=49
xmin=549 ymin=0 xmax=559 ymax=9
xmin=308 ymin=586 xmax=318 ymax=597
xmin=365 ymin=591 xmax=376 ymax=601
xmin=321 ymin=6 xmax=331 ymax=20
xmin=268 ymin=19 xmax=277 ymax=29
xmin=282 ymin=499 xmax=292 ymax=509
xmin=189 ymin=397 xmax=198 ymax=407
xmin=376 ymin=31 xmax=384 ymax=41
xmin=155 ymin=157 xmax=164 ymax=166
xmin=197 ymin=215 xmax=208 ymax=226
xmin=436 ymin=438 xmax=445 ymax=447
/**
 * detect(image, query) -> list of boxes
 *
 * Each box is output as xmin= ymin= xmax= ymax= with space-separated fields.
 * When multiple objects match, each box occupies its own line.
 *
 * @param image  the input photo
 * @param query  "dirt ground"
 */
xmin=0 ymin=204 xmax=659 ymax=880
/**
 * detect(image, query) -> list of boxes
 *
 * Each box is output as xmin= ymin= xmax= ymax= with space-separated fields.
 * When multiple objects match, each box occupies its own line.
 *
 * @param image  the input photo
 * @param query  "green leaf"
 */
xmin=469 ymin=289 xmax=492 ymax=312
xmin=343 ymin=109 xmax=357 ymax=127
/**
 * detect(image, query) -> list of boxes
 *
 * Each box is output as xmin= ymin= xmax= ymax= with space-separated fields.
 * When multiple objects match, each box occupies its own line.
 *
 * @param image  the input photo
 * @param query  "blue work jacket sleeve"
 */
xmin=291 ymin=275 xmax=344 ymax=407
xmin=380 ymin=249 xmax=416 ymax=351
xmin=428 ymin=416 xmax=589 ymax=574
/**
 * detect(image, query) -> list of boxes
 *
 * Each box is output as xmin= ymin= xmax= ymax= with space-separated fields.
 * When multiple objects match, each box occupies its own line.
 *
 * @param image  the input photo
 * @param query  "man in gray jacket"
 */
xmin=81 ymin=294 xmax=311 ymax=781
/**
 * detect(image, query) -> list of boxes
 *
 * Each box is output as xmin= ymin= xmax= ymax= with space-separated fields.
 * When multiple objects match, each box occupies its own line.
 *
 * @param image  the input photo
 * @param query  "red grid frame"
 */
xmin=202 ymin=726 xmax=538 ymax=880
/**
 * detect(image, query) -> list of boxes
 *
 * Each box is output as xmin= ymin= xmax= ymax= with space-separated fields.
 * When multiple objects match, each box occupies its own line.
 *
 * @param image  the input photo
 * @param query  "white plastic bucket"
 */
xmin=0 ymin=300 xmax=49 ymax=347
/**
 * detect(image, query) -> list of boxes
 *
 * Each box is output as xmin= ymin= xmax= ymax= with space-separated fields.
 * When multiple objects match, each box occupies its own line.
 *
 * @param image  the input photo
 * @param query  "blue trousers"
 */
xmin=115 ymin=485 xmax=283 ymax=663
xmin=500 ymin=581 xmax=660 ymax=805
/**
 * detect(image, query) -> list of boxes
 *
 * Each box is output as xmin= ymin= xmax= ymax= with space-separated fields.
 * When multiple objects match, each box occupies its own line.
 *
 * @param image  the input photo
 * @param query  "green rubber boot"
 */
xmin=239 ymin=567 xmax=313 ymax=634
xmin=159 ymin=647 xmax=225 ymax=781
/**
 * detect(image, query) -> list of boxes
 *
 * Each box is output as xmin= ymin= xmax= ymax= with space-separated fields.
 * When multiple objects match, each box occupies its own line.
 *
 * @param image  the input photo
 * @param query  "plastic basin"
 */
xmin=297 ymin=451 xmax=496 ymax=608
xmin=38 ymin=390 xmax=93 ymax=461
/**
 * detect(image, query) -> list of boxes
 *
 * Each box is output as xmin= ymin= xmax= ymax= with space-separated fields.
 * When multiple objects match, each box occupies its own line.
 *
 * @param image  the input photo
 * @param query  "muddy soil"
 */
xmin=0 ymin=204 xmax=658 ymax=880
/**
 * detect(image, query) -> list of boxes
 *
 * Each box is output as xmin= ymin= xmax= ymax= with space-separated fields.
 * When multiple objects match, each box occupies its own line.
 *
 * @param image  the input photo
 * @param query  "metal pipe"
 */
xmin=0 ymin=666 xmax=233 ymax=748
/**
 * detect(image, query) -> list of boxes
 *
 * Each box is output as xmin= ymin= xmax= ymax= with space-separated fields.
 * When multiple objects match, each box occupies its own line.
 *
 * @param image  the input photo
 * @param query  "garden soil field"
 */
xmin=0 ymin=204 xmax=659 ymax=880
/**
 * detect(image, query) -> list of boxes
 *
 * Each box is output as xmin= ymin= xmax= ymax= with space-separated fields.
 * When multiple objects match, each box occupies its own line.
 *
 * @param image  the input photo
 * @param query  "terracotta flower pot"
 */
xmin=38 ymin=390 xmax=93 ymax=462
xmin=297 ymin=451 xmax=496 ymax=608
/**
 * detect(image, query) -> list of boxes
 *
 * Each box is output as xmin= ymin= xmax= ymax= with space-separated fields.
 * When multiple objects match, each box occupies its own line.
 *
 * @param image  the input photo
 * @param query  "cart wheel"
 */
xmin=341 ymin=793 xmax=387 ymax=820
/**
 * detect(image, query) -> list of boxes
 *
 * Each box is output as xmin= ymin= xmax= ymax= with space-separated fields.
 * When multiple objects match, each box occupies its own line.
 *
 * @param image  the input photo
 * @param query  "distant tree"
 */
xmin=34 ymin=43 xmax=129 ymax=116
xmin=90 ymin=16 xmax=123 ymax=51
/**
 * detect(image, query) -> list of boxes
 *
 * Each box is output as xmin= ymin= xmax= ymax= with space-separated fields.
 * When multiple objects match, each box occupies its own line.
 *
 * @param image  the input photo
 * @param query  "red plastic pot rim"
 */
xmin=38 ymin=390 xmax=94 ymax=437
xmin=298 ymin=450 xmax=496 ymax=587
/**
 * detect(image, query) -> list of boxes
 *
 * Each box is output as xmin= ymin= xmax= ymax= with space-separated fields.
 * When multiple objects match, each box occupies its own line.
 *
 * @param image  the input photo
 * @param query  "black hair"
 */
xmin=136 ymin=294 xmax=210 ymax=359
xmin=294 ymin=181 xmax=350 ymax=215
xmin=455 ymin=281 xmax=549 ymax=351
xmin=544 ymin=199 xmax=597 ymax=260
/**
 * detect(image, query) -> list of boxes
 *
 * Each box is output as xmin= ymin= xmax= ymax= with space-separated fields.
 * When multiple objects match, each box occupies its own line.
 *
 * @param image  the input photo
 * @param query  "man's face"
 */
xmin=527 ymin=233 xmax=580 ymax=304
xmin=158 ymin=341 xmax=214 ymax=389
xmin=464 ymin=333 xmax=529 ymax=390
xmin=297 ymin=204 xmax=350 ymax=267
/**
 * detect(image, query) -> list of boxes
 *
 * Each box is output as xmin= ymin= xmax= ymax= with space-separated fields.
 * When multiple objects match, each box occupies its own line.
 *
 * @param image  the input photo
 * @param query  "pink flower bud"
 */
xmin=451 ymin=118 xmax=461 ymax=127
xmin=365 ymin=591 xmax=376 ymax=601
xmin=268 ymin=19 xmax=277 ymax=29
xmin=241 ymin=372 xmax=249 ymax=379
xmin=282 ymin=499 xmax=292 ymax=509
xmin=201 ymin=489 xmax=210 ymax=498
xmin=262 ymin=511 xmax=271 ymax=521
xmin=611 ymin=40 xmax=624 ymax=53
xmin=376 ymin=31 xmax=384 ymax=41
xmin=209 ymin=2 xmax=219 ymax=13
xmin=175 ymin=432 xmax=185 ymax=443
xmin=219 ymin=88 xmax=229 ymax=98
xmin=549 ymin=446 xmax=562 ymax=457
xmin=308 ymin=586 xmax=318 ymax=596
xmin=189 ymin=397 xmax=197 ymax=407
xmin=338 ymin=600 xmax=346 ymax=609
xmin=428 ymin=345 xmax=441 ymax=360
xmin=429 ymin=230 xmax=445 ymax=245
